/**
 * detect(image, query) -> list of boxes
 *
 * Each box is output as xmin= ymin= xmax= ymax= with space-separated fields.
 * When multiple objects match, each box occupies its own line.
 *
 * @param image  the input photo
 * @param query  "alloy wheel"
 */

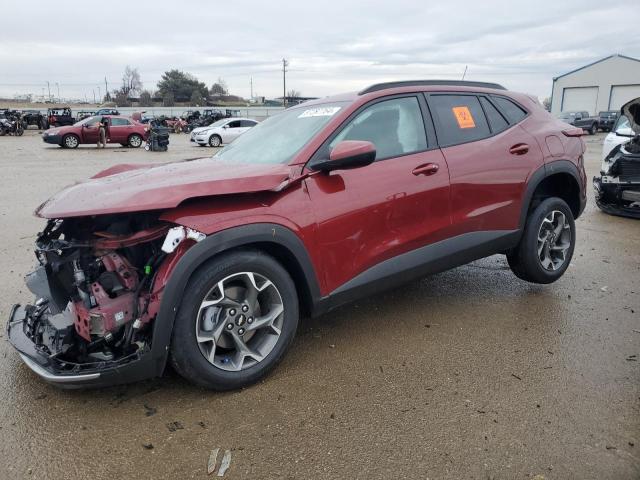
xmin=195 ymin=272 xmax=284 ymax=372
xmin=537 ymin=210 xmax=572 ymax=271
xmin=65 ymin=135 xmax=78 ymax=148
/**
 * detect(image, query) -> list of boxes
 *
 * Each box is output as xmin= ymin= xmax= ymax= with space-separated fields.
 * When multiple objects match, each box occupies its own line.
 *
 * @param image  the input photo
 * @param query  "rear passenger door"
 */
xmin=427 ymin=93 xmax=544 ymax=234
xmin=108 ymin=117 xmax=132 ymax=143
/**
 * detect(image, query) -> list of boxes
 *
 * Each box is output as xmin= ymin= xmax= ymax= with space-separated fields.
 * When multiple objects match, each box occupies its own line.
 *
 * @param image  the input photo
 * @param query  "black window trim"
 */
xmin=425 ymin=91 xmax=531 ymax=148
xmin=477 ymin=95 xmax=509 ymax=135
xmin=307 ymin=93 xmax=438 ymax=168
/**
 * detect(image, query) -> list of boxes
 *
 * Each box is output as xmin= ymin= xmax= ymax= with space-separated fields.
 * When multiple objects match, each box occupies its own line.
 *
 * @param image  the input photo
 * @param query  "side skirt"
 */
xmin=313 ymin=230 xmax=520 ymax=316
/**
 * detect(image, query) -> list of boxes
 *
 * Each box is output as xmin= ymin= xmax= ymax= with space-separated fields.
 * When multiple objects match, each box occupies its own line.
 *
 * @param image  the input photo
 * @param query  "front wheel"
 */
xmin=507 ymin=197 xmax=575 ymax=284
xmin=170 ymin=250 xmax=299 ymax=390
xmin=128 ymin=134 xmax=143 ymax=148
xmin=209 ymin=134 xmax=222 ymax=147
xmin=62 ymin=134 xmax=79 ymax=149
xmin=589 ymin=123 xmax=597 ymax=135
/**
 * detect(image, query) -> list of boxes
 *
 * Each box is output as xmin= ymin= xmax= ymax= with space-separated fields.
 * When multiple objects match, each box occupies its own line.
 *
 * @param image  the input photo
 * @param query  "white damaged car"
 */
xmin=594 ymin=97 xmax=640 ymax=218
xmin=190 ymin=118 xmax=258 ymax=147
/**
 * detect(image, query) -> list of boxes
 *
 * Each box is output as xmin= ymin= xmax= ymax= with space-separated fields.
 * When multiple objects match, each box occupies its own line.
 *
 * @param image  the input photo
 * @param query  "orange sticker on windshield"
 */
xmin=452 ymin=106 xmax=475 ymax=129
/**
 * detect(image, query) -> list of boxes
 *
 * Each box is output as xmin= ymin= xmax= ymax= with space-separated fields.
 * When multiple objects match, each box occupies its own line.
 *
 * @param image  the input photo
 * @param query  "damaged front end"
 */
xmin=594 ymin=99 xmax=640 ymax=219
xmin=6 ymin=215 xmax=201 ymax=387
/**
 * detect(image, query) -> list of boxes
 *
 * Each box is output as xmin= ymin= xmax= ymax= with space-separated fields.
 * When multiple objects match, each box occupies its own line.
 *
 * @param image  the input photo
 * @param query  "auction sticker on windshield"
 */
xmin=452 ymin=106 xmax=475 ymax=129
xmin=298 ymin=107 xmax=341 ymax=118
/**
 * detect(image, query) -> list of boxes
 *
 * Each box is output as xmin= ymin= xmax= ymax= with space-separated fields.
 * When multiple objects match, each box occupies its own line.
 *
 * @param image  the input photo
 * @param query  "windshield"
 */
xmin=614 ymin=115 xmax=630 ymax=132
xmin=74 ymin=116 xmax=101 ymax=126
xmin=214 ymin=102 xmax=348 ymax=164
xmin=207 ymin=119 xmax=229 ymax=128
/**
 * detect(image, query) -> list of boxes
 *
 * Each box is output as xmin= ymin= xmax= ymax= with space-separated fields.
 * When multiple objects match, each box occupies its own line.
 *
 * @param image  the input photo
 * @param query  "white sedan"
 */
xmin=191 ymin=118 xmax=258 ymax=147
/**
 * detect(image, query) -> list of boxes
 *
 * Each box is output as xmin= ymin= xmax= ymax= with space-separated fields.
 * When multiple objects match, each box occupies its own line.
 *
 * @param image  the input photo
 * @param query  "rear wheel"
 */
xmin=170 ymin=250 xmax=299 ymax=390
xmin=62 ymin=134 xmax=79 ymax=149
xmin=507 ymin=197 xmax=575 ymax=284
xmin=128 ymin=134 xmax=143 ymax=148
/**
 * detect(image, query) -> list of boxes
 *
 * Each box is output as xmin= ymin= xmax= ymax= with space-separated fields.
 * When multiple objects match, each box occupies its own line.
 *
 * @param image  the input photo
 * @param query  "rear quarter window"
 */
xmin=429 ymin=94 xmax=490 ymax=146
xmin=491 ymin=96 xmax=527 ymax=123
xmin=479 ymin=97 xmax=509 ymax=133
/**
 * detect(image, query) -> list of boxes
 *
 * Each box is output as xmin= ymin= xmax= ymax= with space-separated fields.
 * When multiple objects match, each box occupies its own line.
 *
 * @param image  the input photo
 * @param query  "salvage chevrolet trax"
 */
xmin=7 ymin=81 xmax=587 ymax=389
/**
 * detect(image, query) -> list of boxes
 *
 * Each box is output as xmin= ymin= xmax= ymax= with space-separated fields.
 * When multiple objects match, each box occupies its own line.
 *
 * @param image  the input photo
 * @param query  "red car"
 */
xmin=8 ymin=80 xmax=586 ymax=389
xmin=42 ymin=115 xmax=149 ymax=148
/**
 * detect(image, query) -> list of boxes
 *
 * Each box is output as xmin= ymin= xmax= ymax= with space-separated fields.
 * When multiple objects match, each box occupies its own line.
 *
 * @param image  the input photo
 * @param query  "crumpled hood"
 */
xmin=36 ymin=158 xmax=293 ymax=218
xmin=621 ymin=97 xmax=640 ymax=134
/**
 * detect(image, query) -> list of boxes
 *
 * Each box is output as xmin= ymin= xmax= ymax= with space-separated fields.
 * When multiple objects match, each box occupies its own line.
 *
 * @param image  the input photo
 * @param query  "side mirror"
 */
xmin=312 ymin=140 xmax=376 ymax=172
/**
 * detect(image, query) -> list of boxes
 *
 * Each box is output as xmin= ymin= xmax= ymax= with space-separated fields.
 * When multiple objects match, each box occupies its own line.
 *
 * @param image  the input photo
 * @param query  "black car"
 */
xmin=597 ymin=111 xmax=619 ymax=132
xmin=21 ymin=110 xmax=47 ymax=129
xmin=593 ymin=98 xmax=640 ymax=218
xmin=95 ymin=108 xmax=120 ymax=116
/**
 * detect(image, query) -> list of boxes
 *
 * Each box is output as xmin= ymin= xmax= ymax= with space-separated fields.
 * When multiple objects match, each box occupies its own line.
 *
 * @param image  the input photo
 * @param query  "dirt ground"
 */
xmin=0 ymin=129 xmax=638 ymax=480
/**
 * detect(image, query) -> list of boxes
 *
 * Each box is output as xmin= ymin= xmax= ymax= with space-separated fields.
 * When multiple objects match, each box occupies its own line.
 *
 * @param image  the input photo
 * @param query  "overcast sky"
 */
xmin=1 ymin=0 xmax=639 ymax=102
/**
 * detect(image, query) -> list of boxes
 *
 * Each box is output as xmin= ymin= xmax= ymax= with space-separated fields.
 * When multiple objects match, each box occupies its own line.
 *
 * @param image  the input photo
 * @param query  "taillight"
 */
xmin=562 ymin=128 xmax=584 ymax=137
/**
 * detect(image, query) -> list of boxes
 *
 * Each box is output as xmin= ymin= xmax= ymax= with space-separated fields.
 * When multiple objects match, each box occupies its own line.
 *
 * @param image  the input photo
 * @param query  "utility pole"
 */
xmin=55 ymin=83 xmax=60 ymax=103
xmin=250 ymin=76 xmax=253 ymax=100
xmin=104 ymin=76 xmax=108 ymax=100
xmin=47 ymin=81 xmax=51 ymax=102
xmin=98 ymin=86 xmax=101 ymax=102
xmin=93 ymin=89 xmax=96 ymax=104
xmin=282 ymin=58 xmax=288 ymax=108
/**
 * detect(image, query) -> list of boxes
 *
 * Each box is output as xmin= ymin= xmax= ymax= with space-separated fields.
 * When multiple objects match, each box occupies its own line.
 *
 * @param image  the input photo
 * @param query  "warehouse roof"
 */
xmin=553 ymin=54 xmax=640 ymax=81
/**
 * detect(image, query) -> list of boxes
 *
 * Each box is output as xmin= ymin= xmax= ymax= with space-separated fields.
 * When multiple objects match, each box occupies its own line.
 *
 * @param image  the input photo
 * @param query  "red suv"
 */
xmin=7 ymin=80 xmax=586 ymax=389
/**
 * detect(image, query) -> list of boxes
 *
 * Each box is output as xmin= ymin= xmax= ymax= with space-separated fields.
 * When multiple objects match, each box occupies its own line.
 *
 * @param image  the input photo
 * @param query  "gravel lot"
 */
xmin=0 ymin=130 xmax=638 ymax=479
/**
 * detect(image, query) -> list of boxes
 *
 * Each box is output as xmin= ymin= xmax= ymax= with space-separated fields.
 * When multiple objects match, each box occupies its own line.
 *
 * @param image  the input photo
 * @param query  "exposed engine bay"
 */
xmin=593 ymin=99 xmax=640 ymax=219
xmin=7 ymin=214 xmax=202 ymax=376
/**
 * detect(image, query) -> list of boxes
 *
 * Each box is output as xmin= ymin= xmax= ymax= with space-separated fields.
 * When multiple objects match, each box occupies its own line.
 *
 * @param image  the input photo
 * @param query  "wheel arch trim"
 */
xmin=149 ymin=222 xmax=321 ymax=376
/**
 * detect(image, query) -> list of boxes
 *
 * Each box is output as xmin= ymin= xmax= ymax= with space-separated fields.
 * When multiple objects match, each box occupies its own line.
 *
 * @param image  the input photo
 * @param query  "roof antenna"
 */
xmin=461 ymin=65 xmax=468 ymax=80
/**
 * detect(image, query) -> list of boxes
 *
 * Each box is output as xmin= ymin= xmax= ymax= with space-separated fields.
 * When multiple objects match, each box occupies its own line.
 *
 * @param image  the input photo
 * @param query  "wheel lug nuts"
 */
xmin=247 ymin=317 xmax=254 ymax=324
xmin=229 ymin=309 xmax=236 ymax=316
xmin=238 ymin=328 xmax=245 ymax=335
xmin=226 ymin=323 xmax=234 ymax=330
xmin=242 ymin=305 xmax=249 ymax=312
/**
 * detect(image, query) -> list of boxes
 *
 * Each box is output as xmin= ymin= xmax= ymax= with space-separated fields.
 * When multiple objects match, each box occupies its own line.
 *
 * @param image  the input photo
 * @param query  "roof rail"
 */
xmin=358 ymin=80 xmax=506 ymax=95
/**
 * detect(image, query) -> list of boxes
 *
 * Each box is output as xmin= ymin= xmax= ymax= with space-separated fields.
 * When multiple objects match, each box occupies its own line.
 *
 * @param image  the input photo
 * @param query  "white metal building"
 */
xmin=550 ymin=54 xmax=640 ymax=116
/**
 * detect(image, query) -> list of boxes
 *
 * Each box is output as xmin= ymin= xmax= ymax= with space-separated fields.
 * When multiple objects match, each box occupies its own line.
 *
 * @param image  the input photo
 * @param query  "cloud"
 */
xmin=0 ymin=0 xmax=638 ymax=100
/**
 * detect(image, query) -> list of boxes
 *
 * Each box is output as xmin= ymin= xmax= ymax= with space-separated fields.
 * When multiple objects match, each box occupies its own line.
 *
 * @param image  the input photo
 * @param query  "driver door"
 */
xmin=81 ymin=117 xmax=101 ymax=143
xmin=305 ymin=95 xmax=452 ymax=292
xmin=222 ymin=120 xmax=243 ymax=143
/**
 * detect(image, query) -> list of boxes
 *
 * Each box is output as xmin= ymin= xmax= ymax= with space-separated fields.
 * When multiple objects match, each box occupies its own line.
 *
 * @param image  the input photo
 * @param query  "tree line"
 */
xmin=108 ymin=66 xmax=237 ymax=107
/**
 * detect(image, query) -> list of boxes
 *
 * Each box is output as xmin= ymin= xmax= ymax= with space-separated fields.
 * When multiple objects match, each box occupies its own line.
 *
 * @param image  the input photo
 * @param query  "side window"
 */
xmin=110 ymin=118 xmax=130 ymax=126
xmin=227 ymin=120 xmax=241 ymax=128
xmin=330 ymin=96 xmax=427 ymax=160
xmin=479 ymin=97 xmax=509 ymax=133
xmin=429 ymin=94 xmax=490 ymax=146
xmin=240 ymin=120 xmax=256 ymax=127
xmin=491 ymin=96 xmax=527 ymax=124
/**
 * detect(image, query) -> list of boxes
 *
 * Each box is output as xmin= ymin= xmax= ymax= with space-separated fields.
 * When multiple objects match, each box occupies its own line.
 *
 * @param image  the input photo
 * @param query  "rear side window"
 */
xmin=330 ymin=96 xmax=427 ymax=160
xmin=227 ymin=120 xmax=242 ymax=128
xmin=429 ymin=94 xmax=490 ymax=146
xmin=110 ymin=118 xmax=131 ymax=126
xmin=240 ymin=120 xmax=257 ymax=127
xmin=479 ymin=97 xmax=509 ymax=133
xmin=491 ymin=96 xmax=527 ymax=123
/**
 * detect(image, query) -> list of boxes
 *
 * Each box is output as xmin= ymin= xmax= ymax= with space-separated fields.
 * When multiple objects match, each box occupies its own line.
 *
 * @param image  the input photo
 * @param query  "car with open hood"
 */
xmin=594 ymin=97 xmax=640 ymax=218
xmin=7 ymin=80 xmax=586 ymax=390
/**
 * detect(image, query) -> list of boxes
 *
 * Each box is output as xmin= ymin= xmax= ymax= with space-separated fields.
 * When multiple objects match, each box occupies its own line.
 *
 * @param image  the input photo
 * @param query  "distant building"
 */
xmin=276 ymin=96 xmax=319 ymax=106
xmin=551 ymin=54 xmax=640 ymax=116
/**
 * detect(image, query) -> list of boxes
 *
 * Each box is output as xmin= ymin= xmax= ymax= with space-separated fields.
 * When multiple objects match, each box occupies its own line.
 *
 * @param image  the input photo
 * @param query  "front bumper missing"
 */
xmin=6 ymin=304 xmax=157 ymax=388
xmin=593 ymin=176 xmax=640 ymax=219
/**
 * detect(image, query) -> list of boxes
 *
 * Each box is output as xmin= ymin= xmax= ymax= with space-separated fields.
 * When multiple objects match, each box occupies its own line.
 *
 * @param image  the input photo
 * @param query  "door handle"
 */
xmin=509 ymin=143 xmax=529 ymax=155
xmin=412 ymin=163 xmax=439 ymax=176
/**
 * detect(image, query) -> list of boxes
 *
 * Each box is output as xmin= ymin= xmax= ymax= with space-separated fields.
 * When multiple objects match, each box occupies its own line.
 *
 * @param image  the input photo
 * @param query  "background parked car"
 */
xmin=557 ymin=110 xmax=599 ymax=135
xmin=47 ymin=107 xmax=74 ymax=128
xmin=190 ymin=117 xmax=258 ymax=146
xmin=597 ymin=111 xmax=619 ymax=132
xmin=95 ymin=108 xmax=120 ymax=116
xmin=42 ymin=115 xmax=148 ymax=149
xmin=21 ymin=110 xmax=47 ymax=129
xmin=76 ymin=111 xmax=96 ymax=122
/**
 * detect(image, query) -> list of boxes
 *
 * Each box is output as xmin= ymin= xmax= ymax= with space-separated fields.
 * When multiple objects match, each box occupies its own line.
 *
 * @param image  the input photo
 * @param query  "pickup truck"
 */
xmin=597 ymin=111 xmax=619 ymax=132
xmin=557 ymin=110 xmax=599 ymax=135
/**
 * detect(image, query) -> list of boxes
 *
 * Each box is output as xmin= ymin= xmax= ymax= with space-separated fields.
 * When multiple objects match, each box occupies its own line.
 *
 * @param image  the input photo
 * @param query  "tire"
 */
xmin=170 ymin=249 xmax=299 ymax=390
xmin=589 ymin=123 xmax=597 ymax=135
xmin=16 ymin=125 xmax=24 ymax=136
xmin=62 ymin=134 xmax=79 ymax=149
xmin=128 ymin=134 xmax=143 ymax=148
xmin=507 ymin=197 xmax=575 ymax=284
xmin=209 ymin=134 xmax=222 ymax=147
